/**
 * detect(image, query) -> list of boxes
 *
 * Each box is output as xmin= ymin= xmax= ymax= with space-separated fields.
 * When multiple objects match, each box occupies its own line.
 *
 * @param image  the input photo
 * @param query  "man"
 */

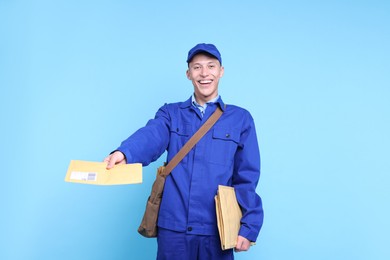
xmin=104 ymin=43 xmax=263 ymax=259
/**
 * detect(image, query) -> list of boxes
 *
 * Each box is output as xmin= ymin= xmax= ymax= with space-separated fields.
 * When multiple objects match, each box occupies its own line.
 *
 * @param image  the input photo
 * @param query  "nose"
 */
xmin=200 ymin=67 xmax=209 ymax=77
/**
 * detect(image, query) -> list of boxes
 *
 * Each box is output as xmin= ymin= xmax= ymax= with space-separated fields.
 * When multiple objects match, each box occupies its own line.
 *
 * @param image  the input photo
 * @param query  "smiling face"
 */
xmin=186 ymin=53 xmax=224 ymax=105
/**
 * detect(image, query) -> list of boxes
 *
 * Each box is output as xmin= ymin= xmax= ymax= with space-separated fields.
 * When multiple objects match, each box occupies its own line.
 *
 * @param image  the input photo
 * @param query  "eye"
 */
xmin=193 ymin=65 xmax=200 ymax=70
xmin=208 ymin=64 xmax=216 ymax=69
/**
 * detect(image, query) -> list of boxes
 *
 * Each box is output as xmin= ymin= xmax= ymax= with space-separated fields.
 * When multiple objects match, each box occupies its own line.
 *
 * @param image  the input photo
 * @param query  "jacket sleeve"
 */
xmin=232 ymin=111 xmax=264 ymax=242
xmin=116 ymin=104 xmax=171 ymax=166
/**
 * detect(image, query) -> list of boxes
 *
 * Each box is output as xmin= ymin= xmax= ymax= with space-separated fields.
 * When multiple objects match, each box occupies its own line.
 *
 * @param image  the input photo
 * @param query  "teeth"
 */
xmin=200 ymin=80 xmax=212 ymax=84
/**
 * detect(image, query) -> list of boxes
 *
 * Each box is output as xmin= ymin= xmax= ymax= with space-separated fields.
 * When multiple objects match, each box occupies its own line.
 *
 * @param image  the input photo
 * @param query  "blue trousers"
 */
xmin=157 ymin=228 xmax=234 ymax=260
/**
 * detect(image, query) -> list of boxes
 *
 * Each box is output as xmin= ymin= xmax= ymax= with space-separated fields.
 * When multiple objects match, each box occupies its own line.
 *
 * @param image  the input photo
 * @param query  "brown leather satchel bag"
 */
xmin=138 ymin=106 xmax=224 ymax=238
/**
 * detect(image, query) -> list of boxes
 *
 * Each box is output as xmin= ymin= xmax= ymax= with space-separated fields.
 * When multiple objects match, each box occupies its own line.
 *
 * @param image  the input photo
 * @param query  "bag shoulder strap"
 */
xmin=163 ymin=105 xmax=225 ymax=176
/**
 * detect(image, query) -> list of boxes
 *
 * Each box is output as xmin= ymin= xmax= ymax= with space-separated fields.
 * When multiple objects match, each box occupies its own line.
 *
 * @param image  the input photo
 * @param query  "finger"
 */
xmin=104 ymin=155 xmax=116 ymax=170
xmin=106 ymin=162 xmax=112 ymax=170
xmin=106 ymin=157 xmax=116 ymax=169
xmin=241 ymin=242 xmax=250 ymax=251
xmin=235 ymin=241 xmax=243 ymax=252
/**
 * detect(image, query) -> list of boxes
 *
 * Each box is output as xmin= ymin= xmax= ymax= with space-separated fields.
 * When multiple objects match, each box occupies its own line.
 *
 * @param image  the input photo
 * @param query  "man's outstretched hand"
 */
xmin=104 ymin=151 xmax=126 ymax=169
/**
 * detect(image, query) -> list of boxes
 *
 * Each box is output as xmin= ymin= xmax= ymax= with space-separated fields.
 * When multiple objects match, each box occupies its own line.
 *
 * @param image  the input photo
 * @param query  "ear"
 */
xmin=219 ymin=66 xmax=225 ymax=78
xmin=186 ymin=69 xmax=191 ymax=80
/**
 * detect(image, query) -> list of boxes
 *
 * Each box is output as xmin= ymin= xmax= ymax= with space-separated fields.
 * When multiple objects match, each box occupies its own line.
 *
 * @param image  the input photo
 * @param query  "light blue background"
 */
xmin=1 ymin=0 xmax=389 ymax=259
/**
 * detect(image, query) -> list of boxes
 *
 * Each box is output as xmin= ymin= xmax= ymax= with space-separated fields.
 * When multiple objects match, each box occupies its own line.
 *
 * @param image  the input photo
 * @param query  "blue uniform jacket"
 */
xmin=117 ymin=96 xmax=263 ymax=242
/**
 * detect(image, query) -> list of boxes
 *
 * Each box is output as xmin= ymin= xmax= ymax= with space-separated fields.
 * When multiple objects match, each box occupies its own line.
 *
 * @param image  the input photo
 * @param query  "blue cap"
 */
xmin=187 ymin=43 xmax=222 ymax=65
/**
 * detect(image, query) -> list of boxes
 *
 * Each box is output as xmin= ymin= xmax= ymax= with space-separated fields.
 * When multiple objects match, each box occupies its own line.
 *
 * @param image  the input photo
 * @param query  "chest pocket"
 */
xmin=168 ymin=123 xmax=191 ymax=163
xmin=209 ymin=127 xmax=240 ymax=166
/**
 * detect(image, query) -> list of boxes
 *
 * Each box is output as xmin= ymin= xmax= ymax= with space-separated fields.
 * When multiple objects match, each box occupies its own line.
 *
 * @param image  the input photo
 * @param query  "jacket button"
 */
xmin=226 ymin=133 xmax=230 ymax=138
xmin=187 ymin=227 xmax=193 ymax=231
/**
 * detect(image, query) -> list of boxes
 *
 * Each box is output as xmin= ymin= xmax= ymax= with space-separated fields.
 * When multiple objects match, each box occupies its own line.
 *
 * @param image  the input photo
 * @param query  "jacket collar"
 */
xmin=180 ymin=95 xmax=226 ymax=111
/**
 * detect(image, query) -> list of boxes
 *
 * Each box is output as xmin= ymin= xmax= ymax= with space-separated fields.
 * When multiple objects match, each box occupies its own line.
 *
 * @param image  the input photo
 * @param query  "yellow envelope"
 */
xmin=215 ymin=185 xmax=242 ymax=250
xmin=65 ymin=160 xmax=142 ymax=185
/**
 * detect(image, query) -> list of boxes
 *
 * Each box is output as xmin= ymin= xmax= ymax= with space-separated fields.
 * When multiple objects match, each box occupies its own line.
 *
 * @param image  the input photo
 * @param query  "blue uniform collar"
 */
xmin=180 ymin=95 xmax=226 ymax=111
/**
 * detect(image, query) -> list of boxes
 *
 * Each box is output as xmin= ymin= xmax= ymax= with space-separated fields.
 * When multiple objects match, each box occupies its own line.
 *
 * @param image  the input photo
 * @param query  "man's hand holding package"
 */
xmin=104 ymin=151 xmax=127 ymax=169
xmin=235 ymin=236 xmax=251 ymax=252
